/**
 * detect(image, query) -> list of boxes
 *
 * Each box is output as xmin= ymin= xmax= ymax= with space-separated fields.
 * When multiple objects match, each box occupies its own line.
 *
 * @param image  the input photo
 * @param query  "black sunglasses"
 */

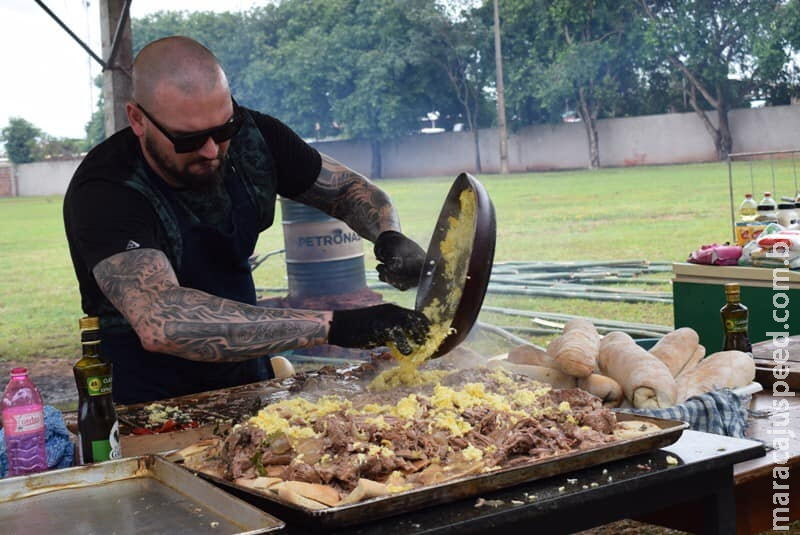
xmin=135 ymin=100 xmax=244 ymax=153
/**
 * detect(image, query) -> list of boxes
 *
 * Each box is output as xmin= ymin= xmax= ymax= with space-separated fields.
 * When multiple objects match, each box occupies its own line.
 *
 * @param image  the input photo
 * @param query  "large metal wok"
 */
xmin=415 ymin=172 xmax=496 ymax=358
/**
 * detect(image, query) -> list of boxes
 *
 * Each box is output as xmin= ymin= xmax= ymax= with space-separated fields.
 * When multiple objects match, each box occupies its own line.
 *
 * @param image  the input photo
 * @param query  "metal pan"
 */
xmin=0 ymin=455 xmax=284 ymax=534
xmin=186 ymin=414 xmax=686 ymax=530
xmin=415 ymin=173 xmax=496 ymax=358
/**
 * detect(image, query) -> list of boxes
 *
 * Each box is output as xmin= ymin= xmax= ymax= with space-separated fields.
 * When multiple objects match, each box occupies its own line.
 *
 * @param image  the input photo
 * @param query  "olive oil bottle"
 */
xmin=720 ymin=283 xmax=752 ymax=354
xmin=73 ymin=316 xmax=121 ymax=463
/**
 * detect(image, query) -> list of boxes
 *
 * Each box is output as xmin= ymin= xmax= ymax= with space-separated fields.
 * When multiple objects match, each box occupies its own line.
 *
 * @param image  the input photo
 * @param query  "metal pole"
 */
xmin=728 ymin=155 xmax=736 ymax=244
xmin=493 ymin=0 xmax=509 ymax=174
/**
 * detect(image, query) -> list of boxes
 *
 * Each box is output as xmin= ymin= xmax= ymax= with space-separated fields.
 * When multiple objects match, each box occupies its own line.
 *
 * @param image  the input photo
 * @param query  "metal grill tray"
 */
xmin=0 ymin=455 xmax=283 ymax=534
xmin=184 ymin=413 xmax=686 ymax=530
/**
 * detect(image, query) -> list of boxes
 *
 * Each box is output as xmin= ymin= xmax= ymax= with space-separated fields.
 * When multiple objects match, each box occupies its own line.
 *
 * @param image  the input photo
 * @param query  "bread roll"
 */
xmin=508 ymin=344 xmax=555 ymax=367
xmin=598 ymin=331 xmax=677 ymax=409
xmin=676 ymin=344 xmax=706 ymax=379
xmin=270 ymin=356 xmax=295 ymax=378
xmin=676 ymin=350 xmax=755 ymax=402
xmin=648 ymin=328 xmax=700 ymax=377
xmin=550 ymin=318 xmax=600 ymax=378
xmin=578 ymin=374 xmax=624 ymax=408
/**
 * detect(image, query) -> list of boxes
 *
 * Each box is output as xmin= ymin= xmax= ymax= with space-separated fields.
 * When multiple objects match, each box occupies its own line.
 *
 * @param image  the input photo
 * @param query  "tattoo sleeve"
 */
xmin=292 ymin=153 xmax=401 ymax=241
xmin=93 ymin=248 xmax=331 ymax=363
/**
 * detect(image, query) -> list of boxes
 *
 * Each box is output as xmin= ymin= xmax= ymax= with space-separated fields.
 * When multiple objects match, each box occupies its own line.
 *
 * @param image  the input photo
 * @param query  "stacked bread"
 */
xmin=491 ymin=320 xmax=755 ymax=409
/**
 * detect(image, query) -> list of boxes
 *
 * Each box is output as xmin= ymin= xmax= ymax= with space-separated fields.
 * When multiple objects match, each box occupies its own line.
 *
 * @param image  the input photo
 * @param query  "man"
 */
xmin=63 ymin=36 xmax=429 ymax=404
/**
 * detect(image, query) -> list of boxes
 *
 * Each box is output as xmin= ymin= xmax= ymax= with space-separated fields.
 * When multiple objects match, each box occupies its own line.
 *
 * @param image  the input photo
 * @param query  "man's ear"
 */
xmin=126 ymin=102 xmax=145 ymax=136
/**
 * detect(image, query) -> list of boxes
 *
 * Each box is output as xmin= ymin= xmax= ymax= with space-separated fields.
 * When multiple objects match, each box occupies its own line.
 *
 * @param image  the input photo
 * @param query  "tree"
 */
xmin=84 ymin=75 xmax=106 ymax=150
xmin=489 ymin=0 xmax=643 ymax=169
xmin=2 ymin=118 xmax=42 ymax=164
xmin=638 ymin=0 xmax=790 ymax=160
xmin=409 ymin=3 xmax=494 ymax=172
xmin=244 ymin=0 xmax=458 ymax=178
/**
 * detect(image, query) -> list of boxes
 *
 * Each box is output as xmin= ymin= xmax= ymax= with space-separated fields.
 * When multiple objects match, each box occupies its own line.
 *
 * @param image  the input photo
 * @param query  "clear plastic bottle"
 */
xmin=756 ymin=192 xmax=778 ymax=222
xmin=2 ymin=368 xmax=47 ymax=476
xmin=758 ymin=191 xmax=778 ymax=210
xmin=738 ymin=193 xmax=758 ymax=221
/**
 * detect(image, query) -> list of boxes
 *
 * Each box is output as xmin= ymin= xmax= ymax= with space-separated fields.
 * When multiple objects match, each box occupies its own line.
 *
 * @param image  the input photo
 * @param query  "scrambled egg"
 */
xmin=369 ymin=189 xmax=477 ymax=391
xmin=246 ymin=367 xmax=573 ymax=456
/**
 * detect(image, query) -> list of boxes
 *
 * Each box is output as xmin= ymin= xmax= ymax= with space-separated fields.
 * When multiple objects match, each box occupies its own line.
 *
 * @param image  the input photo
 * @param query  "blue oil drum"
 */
xmin=280 ymin=198 xmax=367 ymax=298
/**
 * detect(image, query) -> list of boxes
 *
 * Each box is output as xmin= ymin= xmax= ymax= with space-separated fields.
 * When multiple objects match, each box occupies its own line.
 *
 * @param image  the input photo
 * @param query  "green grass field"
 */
xmin=1 ymin=160 xmax=797 ymax=363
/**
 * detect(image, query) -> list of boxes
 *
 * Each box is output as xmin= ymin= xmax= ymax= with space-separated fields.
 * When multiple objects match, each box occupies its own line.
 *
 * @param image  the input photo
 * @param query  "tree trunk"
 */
xmin=370 ymin=140 xmax=382 ymax=178
xmin=577 ymin=89 xmax=600 ymax=169
xmin=472 ymin=128 xmax=482 ymax=173
xmin=716 ymin=101 xmax=733 ymax=160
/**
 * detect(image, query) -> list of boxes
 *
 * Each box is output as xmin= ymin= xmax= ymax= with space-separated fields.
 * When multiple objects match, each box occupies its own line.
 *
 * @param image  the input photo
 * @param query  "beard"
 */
xmin=144 ymin=135 xmax=226 ymax=191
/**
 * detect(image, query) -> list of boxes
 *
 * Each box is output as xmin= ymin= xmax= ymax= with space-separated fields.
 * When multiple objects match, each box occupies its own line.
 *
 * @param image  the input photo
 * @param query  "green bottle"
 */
xmin=73 ymin=316 xmax=121 ymax=463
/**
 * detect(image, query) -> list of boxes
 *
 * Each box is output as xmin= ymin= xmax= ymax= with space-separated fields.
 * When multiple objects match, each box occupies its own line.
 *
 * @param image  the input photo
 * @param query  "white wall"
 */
xmin=15 ymin=159 xmax=80 ymax=196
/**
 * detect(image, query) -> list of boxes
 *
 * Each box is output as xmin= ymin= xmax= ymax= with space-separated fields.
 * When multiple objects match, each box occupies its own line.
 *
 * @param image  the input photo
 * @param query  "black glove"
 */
xmin=374 ymin=231 xmax=426 ymax=290
xmin=328 ymin=303 xmax=430 ymax=355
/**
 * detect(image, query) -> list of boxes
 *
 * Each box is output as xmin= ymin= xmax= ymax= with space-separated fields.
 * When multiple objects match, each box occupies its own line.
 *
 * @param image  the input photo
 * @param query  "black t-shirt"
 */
xmin=63 ymin=107 xmax=321 ymax=318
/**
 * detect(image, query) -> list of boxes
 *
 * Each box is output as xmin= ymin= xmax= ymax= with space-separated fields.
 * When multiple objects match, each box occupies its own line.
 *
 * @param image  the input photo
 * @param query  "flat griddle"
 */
xmin=415 ymin=173 xmax=496 ymax=358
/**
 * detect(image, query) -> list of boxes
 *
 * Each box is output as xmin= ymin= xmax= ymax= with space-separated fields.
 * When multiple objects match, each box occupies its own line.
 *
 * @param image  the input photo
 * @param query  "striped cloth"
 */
xmin=615 ymin=388 xmax=751 ymax=438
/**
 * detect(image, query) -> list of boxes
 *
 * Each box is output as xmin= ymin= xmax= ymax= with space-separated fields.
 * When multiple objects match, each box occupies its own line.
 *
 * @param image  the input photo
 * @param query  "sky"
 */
xmin=0 ymin=0 xmax=264 ymax=140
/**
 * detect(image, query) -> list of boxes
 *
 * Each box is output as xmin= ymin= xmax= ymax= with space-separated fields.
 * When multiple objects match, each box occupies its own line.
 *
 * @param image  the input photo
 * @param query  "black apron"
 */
xmin=102 ymin=163 xmax=273 ymax=404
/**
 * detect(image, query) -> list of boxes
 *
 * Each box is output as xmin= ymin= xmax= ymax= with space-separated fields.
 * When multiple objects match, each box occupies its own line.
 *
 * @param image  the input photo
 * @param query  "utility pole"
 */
xmin=99 ymin=0 xmax=133 ymax=136
xmin=493 ymin=0 xmax=509 ymax=174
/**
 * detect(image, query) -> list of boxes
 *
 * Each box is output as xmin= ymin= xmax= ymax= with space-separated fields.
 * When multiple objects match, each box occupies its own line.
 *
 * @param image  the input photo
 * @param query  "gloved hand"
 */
xmin=374 ymin=230 xmax=426 ymax=290
xmin=328 ymin=303 xmax=430 ymax=355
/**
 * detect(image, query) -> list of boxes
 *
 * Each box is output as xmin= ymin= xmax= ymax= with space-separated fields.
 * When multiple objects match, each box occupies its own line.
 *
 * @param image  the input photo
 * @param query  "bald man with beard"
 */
xmin=63 ymin=36 xmax=429 ymax=404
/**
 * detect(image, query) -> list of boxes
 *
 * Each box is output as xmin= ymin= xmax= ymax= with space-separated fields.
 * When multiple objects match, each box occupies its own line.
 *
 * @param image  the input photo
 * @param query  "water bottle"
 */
xmin=738 ymin=193 xmax=757 ymax=222
xmin=756 ymin=192 xmax=778 ymax=222
xmin=2 ymin=368 xmax=48 ymax=476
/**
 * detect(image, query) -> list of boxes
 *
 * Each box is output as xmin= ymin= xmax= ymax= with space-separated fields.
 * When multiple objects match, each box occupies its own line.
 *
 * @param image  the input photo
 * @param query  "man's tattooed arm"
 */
xmin=292 ymin=153 xmax=401 ymax=241
xmin=93 ymin=248 xmax=331 ymax=363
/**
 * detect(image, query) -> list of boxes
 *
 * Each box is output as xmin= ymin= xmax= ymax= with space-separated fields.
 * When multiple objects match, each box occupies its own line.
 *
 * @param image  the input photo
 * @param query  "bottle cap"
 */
xmin=724 ymin=282 xmax=740 ymax=299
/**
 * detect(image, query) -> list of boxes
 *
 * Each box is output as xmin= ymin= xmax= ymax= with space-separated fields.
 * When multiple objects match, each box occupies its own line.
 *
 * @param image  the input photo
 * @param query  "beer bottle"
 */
xmin=73 ymin=316 xmax=121 ymax=463
xmin=720 ymin=283 xmax=752 ymax=354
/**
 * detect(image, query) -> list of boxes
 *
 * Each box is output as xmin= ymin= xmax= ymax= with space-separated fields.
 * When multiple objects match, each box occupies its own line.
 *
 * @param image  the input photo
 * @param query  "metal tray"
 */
xmin=185 ymin=413 xmax=686 ymax=530
xmin=0 ymin=455 xmax=283 ymax=534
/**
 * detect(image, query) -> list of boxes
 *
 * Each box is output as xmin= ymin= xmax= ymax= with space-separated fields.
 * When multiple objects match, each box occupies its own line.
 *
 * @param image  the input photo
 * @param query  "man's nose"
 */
xmin=196 ymin=136 xmax=220 ymax=158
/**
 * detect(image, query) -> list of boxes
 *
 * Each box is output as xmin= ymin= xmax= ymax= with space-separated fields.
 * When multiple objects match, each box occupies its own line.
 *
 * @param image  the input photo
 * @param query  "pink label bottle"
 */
xmin=2 ymin=368 xmax=47 ymax=476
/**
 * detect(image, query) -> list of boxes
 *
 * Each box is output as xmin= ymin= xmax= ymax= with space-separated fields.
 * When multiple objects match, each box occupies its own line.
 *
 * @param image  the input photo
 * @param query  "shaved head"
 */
xmin=132 ymin=36 xmax=229 ymax=109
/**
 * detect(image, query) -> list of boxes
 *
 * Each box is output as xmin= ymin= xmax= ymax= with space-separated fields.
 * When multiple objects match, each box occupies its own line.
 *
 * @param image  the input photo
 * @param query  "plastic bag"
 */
xmin=687 ymin=243 xmax=742 ymax=266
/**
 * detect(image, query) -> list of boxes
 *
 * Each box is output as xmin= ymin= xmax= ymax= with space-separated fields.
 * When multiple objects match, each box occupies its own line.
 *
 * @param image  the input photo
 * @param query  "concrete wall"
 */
xmin=14 ymin=159 xmax=81 ymax=197
xmin=4 ymin=104 xmax=799 ymax=196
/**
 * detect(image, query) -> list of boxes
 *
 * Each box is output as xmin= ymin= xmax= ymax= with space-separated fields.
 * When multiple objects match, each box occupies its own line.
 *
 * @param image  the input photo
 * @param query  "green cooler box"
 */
xmin=672 ymin=262 xmax=800 ymax=354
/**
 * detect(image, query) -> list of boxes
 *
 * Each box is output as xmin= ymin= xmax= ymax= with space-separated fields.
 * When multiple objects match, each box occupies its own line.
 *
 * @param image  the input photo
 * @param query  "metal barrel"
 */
xmin=280 ymin=197 xmax=367 ymax=298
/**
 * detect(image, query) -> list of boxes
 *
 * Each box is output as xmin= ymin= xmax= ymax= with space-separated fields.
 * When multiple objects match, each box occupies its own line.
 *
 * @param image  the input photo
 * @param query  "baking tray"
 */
xmin=182 ymin=413 xmax=686 ymax=530
xmin=0 ymin=455 xmax=283 ymax=534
